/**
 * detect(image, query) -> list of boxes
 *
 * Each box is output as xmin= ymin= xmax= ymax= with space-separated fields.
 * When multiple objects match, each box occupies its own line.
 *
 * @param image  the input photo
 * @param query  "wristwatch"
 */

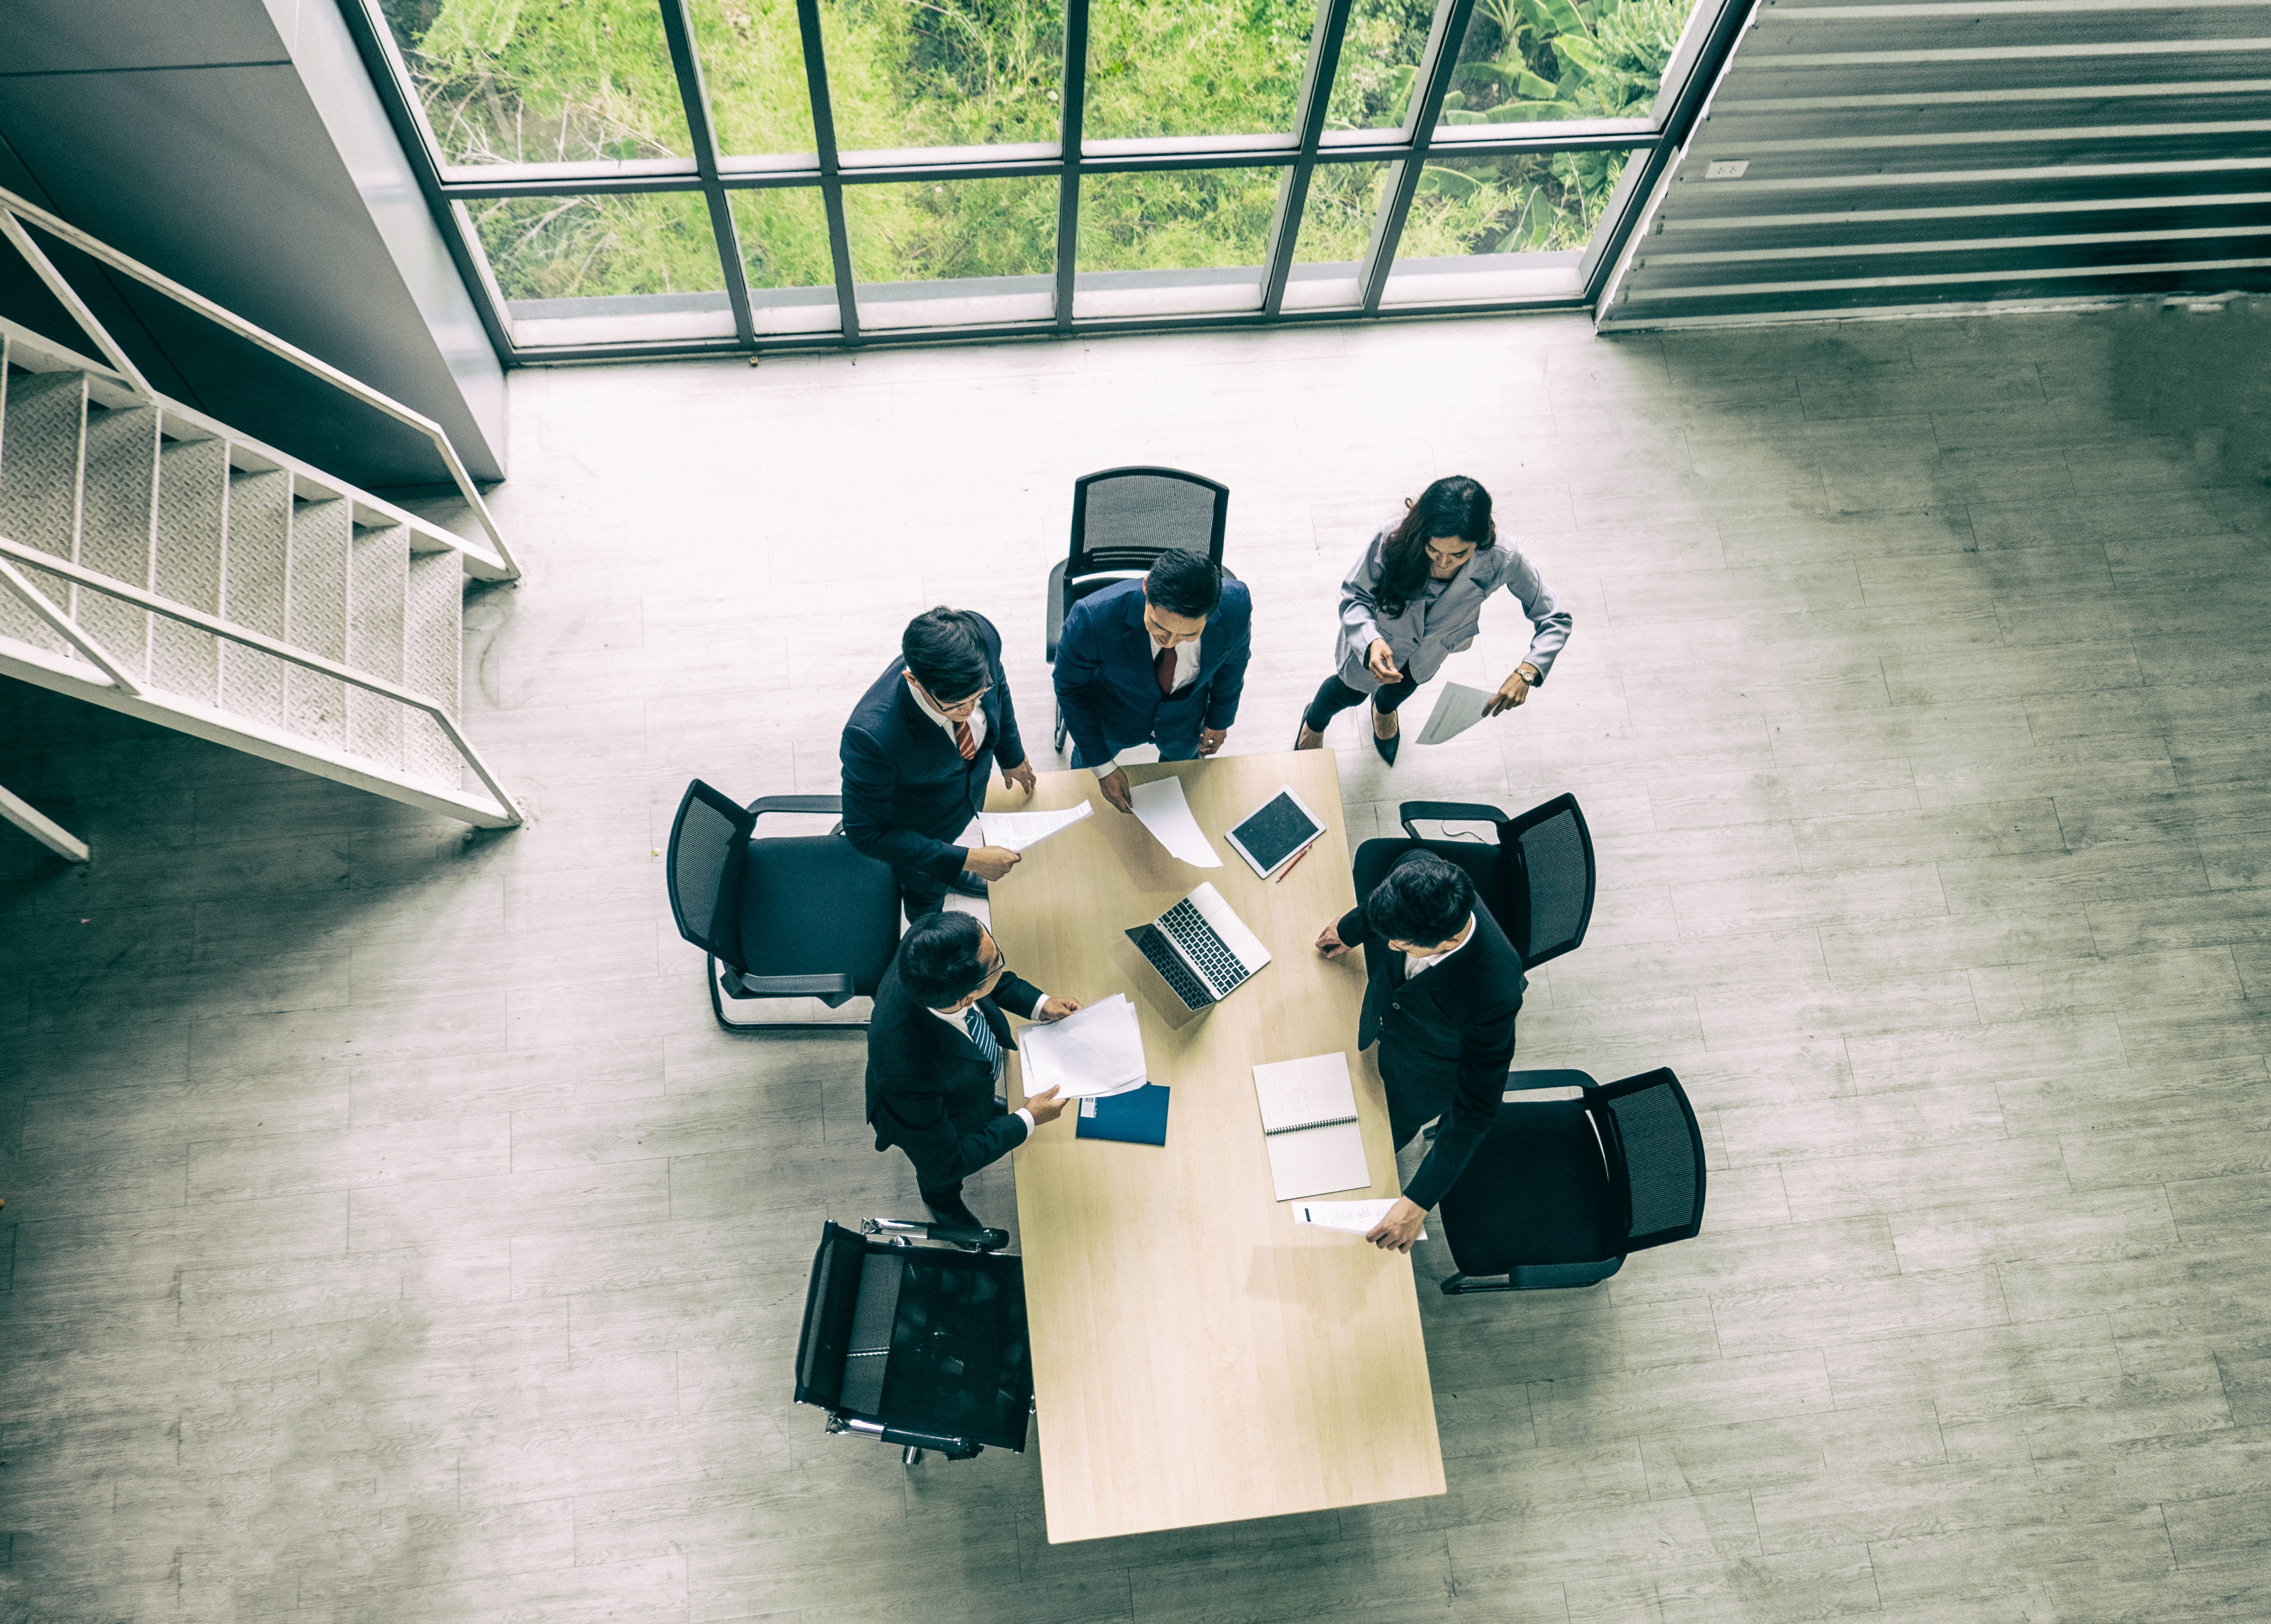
xmin=1516 ymin=665 xmax=1539 ymax=686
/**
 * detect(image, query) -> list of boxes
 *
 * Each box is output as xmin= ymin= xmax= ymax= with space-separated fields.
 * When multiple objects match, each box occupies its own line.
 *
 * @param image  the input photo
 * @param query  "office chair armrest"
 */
xmin=749 ymin=795 xmax=844 ymax=818
xmin=1398 ymin=800 xmax=1508 ymax=840
xmin=725 ymin=971 xmax=857 ymax=1000
xmin=863 ymin=1216 xmax=1012 ymax=1253
xmin=1045 ymin=558 xmax=1068 ymax=662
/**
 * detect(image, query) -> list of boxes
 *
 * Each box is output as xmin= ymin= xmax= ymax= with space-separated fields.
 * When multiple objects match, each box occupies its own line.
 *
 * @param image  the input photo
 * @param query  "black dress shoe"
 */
xmin=924 ymin=1195 xmax=984 ymax=1230
xmin=1371 ymin=710 xmax=1401 ymax=766
xmin=948 ymin=871 xmax=989 ymax=898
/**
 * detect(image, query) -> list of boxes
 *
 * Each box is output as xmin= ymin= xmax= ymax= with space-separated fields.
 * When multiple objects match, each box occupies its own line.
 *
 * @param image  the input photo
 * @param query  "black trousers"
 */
xmin=1380 ymin=1043 xmax=1458 ymax=1151
xmin=1305 ymin=671 xmax=1420 ymax=733
xmin=895 ymin=866 xmax=952 ymax=919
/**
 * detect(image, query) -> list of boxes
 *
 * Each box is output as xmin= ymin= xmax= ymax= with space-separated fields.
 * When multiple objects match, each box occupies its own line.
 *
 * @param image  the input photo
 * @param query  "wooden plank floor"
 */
xmin=4 ymin=304 xmax=2270 ymax=1622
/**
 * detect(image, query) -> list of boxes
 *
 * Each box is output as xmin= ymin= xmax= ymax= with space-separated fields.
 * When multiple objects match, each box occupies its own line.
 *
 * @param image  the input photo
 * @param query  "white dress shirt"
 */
xmin=929 ymin=1000 xmax=1051 ymax=1134
xmin=1402 ymin=914 xmax=1477 ymax=981
xmin=906 ymin=672 xmax=987 ymax=754
xmin=1092 ymin=632 xmax=1202 ymax=778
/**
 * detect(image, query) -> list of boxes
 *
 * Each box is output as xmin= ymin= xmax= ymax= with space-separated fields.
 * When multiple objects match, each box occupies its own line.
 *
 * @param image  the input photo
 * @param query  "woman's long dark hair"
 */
xmin=1377 ymin=475 xmax=1495 ymax=618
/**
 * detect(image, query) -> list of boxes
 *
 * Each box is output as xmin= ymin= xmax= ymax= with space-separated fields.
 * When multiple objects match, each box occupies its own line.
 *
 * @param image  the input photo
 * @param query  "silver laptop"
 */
xmin=1125 ymin=881 xmax=1272 ymax=1011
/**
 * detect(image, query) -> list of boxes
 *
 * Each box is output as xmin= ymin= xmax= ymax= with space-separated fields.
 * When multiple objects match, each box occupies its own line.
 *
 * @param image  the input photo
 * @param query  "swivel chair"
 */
xmin=1044 ymin=465 xmax=1230 ymax=755
xmin=664 ymin=779 xmax=901 ymax=1033
xmin=794 ymin=1217 xmax=1033 ymax=1466
xmin=1438 ymin=1066 xmax=1707 ymax=1293
xmin=1351 ymin=792 xmax=1595 ymax=969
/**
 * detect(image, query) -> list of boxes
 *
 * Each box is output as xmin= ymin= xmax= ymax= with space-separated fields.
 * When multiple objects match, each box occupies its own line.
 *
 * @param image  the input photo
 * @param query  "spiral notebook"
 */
xmin=1251 ymin=1052 xmax=1370 ymax=1201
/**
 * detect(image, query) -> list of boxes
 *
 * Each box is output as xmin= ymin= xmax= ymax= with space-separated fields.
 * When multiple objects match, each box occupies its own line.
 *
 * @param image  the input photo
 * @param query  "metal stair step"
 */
xmin=347 ymin=522 xmax=409 ymax=769
xmin=218 ymin=466 xmax=291 ymax=727
xmin=77 ymin=400 xmax=159 ymax=683
xmin=401 ymin=547 xmax=463 ymax=785
xmin=0 ymin=369 xmax=87 ymax=659
xmin=150 ymin=435 xmax=228 ymax=704
xmin=285 ymin=496 xmax=350 ymax=749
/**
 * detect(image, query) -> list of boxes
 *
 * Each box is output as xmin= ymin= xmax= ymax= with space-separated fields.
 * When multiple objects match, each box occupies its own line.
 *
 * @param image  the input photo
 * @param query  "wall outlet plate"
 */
xmin=1704 ymin=160 xmax=1749 ymax=179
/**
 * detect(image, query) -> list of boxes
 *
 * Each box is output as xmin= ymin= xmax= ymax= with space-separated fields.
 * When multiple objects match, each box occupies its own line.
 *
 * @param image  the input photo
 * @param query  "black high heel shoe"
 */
xmin=1370 ymin=705 xmax=1400 ymax=766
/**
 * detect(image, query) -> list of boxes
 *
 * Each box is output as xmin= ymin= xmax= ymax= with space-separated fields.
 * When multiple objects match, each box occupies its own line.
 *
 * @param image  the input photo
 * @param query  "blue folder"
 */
xmin=1076 ymin=1083 xmax=1170 ymax=1146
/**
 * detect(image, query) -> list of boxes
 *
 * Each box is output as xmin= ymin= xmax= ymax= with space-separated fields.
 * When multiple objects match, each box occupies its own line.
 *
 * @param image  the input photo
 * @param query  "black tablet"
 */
xmin=1223 ymin=787 xmax=1326 ymax=880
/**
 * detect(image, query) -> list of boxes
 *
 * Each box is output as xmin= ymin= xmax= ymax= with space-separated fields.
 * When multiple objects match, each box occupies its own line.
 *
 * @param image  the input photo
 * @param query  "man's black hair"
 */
xmin=898 ymin=911 xmax=994 ymax=1006
xmin=902 ymin=607 xmax=990 ymax=700
xmin=1363 ymin=851 xmax=1475 ymax=945
xmin=1144 ymin=549 xmax=1224 ymax=619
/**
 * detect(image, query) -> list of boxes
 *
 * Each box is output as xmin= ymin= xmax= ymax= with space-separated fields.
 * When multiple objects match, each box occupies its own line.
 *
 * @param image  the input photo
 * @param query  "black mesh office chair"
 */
xmin=665 ymin=780 xmax=901 ymax=1033
xmin=1350 ymin=793 xmax=1596 ymax=969
xmin=794 ymin=1217 xmax=1032 ymax=1466
xmin=1044 ymin=466 xmax=1231 ymax=754
xmin=1438 ymin=1067 xmax=1706 ymax=1293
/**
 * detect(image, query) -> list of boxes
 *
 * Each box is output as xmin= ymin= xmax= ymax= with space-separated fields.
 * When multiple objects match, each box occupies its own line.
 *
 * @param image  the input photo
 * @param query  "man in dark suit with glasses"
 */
xmin=842 ymin=605 xmax=1040 ymax=917
xmin=866 ymin=911 xmax=1083 ymax=1229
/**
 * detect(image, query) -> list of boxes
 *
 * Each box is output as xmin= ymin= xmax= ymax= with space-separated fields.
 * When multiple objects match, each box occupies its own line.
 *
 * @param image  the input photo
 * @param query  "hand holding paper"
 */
xmin=1018 ymin=993 xmax=1148 ymax=1098
xmin=1293 ymin=1198 xmax=1426 ymax=1242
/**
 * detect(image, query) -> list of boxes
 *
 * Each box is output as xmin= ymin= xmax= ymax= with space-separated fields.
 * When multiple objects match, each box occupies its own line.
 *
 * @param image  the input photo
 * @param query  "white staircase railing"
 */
xmin=0 ymin=192 xmax=526 ymax=834
xmin=0 ymin=183 xmax=519 ymax=580
xmin=0 ymin=536 xmax=522 ymax=829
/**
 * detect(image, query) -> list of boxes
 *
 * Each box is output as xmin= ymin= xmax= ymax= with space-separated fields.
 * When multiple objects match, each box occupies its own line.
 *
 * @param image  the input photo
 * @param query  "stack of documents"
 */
xmin=1019 ymin=994 xmax=1148 ymax=1098
xmin=1252 ymin=1051 xmax=1371 ymax=1201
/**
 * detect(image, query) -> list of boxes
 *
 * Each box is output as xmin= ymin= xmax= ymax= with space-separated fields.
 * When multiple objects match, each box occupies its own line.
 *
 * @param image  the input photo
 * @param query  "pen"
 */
xmin=1274 ymin=842 xmax=1315 ymax=884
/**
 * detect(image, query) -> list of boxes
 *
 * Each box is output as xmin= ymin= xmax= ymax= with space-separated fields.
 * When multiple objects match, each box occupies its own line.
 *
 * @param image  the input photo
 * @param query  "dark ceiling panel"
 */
xmin=1602 ymin=0 xmax=2271 ymax=325
xmin=0 ymin=0 xmax=288 ymax=74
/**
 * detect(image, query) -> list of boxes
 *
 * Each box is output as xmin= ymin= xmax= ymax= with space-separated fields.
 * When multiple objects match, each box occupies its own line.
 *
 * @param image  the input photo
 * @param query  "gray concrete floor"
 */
xmin=4 ymin=305 xmax=2270 ymax=1622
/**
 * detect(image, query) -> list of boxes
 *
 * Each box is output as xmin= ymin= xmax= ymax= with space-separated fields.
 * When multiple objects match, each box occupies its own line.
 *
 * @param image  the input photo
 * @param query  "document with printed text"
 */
xmin=1292 ymin=1198 xmax=1425 ymax=1241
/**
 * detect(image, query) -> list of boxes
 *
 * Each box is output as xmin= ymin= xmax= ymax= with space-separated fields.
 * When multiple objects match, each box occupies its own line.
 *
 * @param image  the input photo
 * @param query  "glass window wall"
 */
xmin=1435 ymin=0 xmax=1700 ymax=131
xmin=845 ymin=178 xmax=1059 ymax=328
xmin=1383 ymin=148 xmax=1631 ymax=304
xmin=377 ymin=0 xmax=692 ymax=168
xmin=465 ymin=191 xmax=736 ymax=345
xmin=352 ymin=0 xmax=1739 ymax=354
xmin=1075 ymin=167 xmax=1284 ymax=318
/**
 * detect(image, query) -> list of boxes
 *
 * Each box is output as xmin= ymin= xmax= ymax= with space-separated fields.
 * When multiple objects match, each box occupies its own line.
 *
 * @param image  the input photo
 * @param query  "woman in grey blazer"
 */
xmin=1294 ymin=475 xmax=1571 ymax=764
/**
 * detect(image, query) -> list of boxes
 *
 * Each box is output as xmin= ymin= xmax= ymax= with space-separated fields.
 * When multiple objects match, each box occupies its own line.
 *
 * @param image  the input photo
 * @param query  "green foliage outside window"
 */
xmin=378 ymin=0 xmax=1691 ymax=305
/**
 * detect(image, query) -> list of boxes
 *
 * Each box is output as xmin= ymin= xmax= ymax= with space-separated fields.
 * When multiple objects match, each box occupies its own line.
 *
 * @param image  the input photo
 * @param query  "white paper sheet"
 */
xmin=976 ymin=800 xmax=1093 ymax=852
xmin=1292 ymin=1198 xmax=1426 ymax=1241
xmin=1416 ymin=681 xmax=1494 ymax=746
xmin=1252 ymin=1052 xmax=1359 ymax=1135
xmin=1129 ymin=776 xmax=1222 ymax=868
xmin=1265 ymin=1120 xmax=1371 ymax=1202
xmin=1017 ymin=993 xmax=1148 ymax=1098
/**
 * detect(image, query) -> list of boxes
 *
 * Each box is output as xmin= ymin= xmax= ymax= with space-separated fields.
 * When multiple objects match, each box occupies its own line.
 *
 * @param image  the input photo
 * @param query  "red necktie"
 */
xmin=953 ymin=720 xmax=976 ymax=760
xmin=1154 ymin=646 xmax=1177 ymax=696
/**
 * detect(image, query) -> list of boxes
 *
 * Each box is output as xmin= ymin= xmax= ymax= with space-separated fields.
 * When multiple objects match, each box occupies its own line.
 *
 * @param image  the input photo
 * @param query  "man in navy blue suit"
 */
xmin=1052 ymin=549 xmax=1253 ymax=814
xmin=841 ymin=607 xmax=1038 ymax=917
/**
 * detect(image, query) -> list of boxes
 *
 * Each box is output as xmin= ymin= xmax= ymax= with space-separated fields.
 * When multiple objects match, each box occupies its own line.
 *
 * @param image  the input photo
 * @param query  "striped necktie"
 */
xmin=962 ymin=1006 xmax=1003 ymax=1077
xmin=953 ymin=719 xmax=976 ymax=760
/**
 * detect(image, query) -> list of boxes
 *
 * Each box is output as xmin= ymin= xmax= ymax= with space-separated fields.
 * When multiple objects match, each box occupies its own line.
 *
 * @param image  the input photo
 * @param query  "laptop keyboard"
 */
xmin=1131 ymin=924 xmax=1212 ymax=1008
xmin=1158 ymin=900 xmax=1253 ymax=996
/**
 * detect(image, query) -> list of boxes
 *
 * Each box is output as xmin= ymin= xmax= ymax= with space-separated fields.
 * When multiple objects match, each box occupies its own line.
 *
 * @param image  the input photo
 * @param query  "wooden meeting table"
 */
xmin=986 ymin=750 xmax=1446 ymax=1544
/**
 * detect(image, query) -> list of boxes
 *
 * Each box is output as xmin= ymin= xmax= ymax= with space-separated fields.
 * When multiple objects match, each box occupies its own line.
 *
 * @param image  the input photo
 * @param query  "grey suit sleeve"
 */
xmin=1336 ymin=530 xmax=1394 ymax=673
xmin=1502 ymin=546 xmax=1572 ymax=683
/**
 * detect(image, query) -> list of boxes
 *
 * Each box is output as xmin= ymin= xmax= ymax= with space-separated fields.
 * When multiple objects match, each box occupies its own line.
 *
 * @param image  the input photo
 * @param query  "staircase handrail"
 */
xmin=0 ymin=535 xmax=524 ymax=826
xmin=0 ymin=183 xmax=521 ymax=581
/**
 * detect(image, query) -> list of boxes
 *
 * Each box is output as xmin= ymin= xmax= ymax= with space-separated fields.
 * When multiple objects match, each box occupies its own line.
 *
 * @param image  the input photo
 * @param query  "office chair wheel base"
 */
xmin=903 ymin=1446 xmax=924 ymax=1467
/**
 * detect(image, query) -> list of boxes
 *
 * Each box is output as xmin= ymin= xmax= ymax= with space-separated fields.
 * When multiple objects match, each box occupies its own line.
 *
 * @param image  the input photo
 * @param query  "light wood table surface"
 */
xmin=986 ymin=750 xmax=1446 ymax=1544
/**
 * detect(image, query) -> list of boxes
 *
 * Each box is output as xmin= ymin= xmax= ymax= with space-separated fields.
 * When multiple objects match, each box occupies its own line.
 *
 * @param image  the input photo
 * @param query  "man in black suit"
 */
xmin=1315 ymin=852 xmax=1525 ymax=1253
xmin=1053 ymin=549 xmax=1254 ymax=814
xmin=866 ymin=911 xmax=1081 ymax=1228
xmin=842 ymin=606 xmax=1039 ymax=917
